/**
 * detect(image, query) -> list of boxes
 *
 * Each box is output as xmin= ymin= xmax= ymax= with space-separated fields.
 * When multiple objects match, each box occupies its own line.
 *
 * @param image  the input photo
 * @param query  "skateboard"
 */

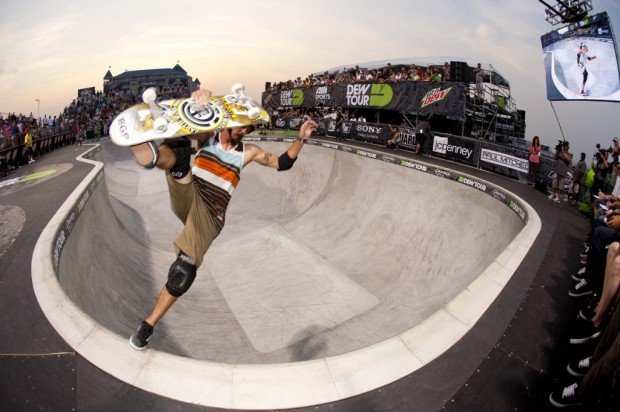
xmin=109 ymin=83 xmax=270 ymax=147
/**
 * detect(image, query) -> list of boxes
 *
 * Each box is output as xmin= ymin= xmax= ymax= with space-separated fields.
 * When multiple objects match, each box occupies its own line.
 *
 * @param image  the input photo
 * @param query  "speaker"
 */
xmin=450 ymin=61 xmax=468 ymax=83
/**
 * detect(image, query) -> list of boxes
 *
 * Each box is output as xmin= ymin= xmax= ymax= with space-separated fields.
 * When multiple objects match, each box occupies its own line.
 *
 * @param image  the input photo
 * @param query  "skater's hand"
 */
xmin=191 ymin=89 xmax=212 ymax=106
xmin=298 ymin=120 xmax=317 ymax=141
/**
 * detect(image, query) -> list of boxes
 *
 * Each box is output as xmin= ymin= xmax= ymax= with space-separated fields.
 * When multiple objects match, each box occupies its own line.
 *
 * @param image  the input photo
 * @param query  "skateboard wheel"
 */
xmin=247 ymin=107 xmax=260 ymax=120
xmin=142 ymin=87 xmax=158 ymax=103
xmin=231 ymin=83 xmax=245 ymax=95
xmin=153 ymin=117 xmax=168 ymax=133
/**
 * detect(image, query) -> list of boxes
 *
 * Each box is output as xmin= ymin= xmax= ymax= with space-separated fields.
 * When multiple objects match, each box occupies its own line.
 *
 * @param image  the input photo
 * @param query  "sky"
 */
xmin=1 ymin=0 xmax=619 ymax=160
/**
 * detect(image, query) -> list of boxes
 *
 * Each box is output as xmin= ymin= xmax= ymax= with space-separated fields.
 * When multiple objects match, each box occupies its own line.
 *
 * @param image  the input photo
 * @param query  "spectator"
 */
xmin=443 ymin=62 xmax=451 ymax=81
xmin=527 ymin=136 xmax=542 ymax=186
xmin=75 ymin=123 xmax=84 ymax=150
xmin=386 ymin=125 xmax=400 ymax=149
xmin=415 ymin=114 xmax=432 ymax=155
xmin=10 ymin=121 xmax=19 ymax=146
xmin=611 ymin=137 xmax=619 ymax=165
xmin=23 ymin=126 xmax=34 ymax=164
xmin=474 ymin=63 xmax=484 ymax=99
xmin=612 ymin=163 xmax=620 ymax=197
xmin=549 ymin=242 xmax=620 ymax=408
xmin=592 ymin=148 xmax=610 ymax=199
xmin=570 ymin=152 xmax=587 ymax=202
xmin=549 ymin=141 xmax=572 ymax=203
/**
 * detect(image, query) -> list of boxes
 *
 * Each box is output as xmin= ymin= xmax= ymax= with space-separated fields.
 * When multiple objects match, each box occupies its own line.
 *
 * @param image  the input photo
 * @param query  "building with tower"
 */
xmin=103 ymin=64 xmax=200 ymax=97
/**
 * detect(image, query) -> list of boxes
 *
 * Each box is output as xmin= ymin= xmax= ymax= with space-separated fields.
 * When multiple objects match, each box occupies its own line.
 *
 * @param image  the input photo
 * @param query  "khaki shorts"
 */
xmin=552 ymin=174 xmax=566 ymax=190
xmin=166 ymin=173 xmax=219 ymax=268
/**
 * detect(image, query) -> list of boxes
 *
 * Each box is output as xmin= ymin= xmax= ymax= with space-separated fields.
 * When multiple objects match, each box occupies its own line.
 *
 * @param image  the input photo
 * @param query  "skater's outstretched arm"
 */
xmin=245 ymin=120 xmax=317 ymax=170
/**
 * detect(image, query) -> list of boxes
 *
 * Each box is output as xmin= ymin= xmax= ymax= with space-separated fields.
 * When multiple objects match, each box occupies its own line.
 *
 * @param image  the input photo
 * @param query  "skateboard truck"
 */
xmin=142 ymin=87 xmax=169 ymax=133
xmin=230 ymin=83 xmax=261 ymax=120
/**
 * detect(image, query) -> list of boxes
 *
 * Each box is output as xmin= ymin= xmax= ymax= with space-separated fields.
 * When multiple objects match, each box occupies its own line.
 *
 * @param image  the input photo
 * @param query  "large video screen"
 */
xmin=541 ymin=12 xmax=620 ymax=102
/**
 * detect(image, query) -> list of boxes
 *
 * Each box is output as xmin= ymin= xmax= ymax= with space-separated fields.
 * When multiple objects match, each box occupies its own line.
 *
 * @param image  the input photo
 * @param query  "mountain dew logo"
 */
xmin=346 ymin=84 xmax=393 ymax=107
xmin=420 ymin=87 xmax=452 ymax=108
xmin=280 ymin=89 xmax=304 ymax=106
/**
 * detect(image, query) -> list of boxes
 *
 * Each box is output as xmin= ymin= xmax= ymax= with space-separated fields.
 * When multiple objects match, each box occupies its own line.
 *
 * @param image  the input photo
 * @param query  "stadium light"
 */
xmin=538 ymin=0 xmax=593 ymax=26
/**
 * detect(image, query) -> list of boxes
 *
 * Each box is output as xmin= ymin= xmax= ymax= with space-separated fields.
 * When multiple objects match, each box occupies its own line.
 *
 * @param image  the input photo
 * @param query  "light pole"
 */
xmin=35 ymin=98 xmax=40 ymax=125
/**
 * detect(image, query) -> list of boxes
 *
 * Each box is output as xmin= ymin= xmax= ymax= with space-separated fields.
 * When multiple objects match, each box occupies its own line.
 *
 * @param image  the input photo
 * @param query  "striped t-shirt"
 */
xmin=192 ymin=135 xmax=244 ymax=231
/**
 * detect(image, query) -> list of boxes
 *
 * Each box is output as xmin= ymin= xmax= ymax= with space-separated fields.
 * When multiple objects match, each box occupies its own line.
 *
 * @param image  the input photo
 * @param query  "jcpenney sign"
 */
xmin=432 ymin=136 xmax=475 ymax=165
xmin=480 ymin=149 xmax=529 ymax=173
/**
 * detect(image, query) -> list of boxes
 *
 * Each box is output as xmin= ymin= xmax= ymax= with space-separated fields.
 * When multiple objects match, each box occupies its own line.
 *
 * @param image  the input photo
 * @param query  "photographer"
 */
xmin=549 ymin=141 xmax=573 ymax=203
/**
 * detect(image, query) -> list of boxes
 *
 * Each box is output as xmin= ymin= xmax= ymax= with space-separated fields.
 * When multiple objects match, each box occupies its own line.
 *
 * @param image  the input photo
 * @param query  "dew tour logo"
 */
xmin=346 ymin=84 xmax=393 ymax=107
xmin=420 ymin=87 xmax=452 ymax=108
xmin=458 ymin=176 xmax=487 ymax=192
xmin=281 ymin=89 xmax=304 ymax=106
xmin=355 ymin=149 xmax=377 ymax=159
xmin=400 ymin=160 xmax=428 ymax=172
xmin=321 ymin=143 xmax=339 ymax=150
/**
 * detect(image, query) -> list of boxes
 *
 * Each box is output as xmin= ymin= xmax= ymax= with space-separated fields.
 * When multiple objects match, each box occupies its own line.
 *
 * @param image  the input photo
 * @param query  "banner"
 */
xmin=394 ymin=126 xmax=417 ymax=149
xmin=350 ymin=122 xmax=390 ymax=144
xmin=270 ymin=115 xmax=303 ymax=130
xmin=431 ymin=135 xmax=477 ymax=165
xmin=77 ymin=87 xmax=95 ymax=98
xmin=480 ymin=148 xmax=529 ymax=173
xmin=262 ymin=82 xmax=467 ymax=118
xmin=341 ymin=121 xmax=353 ymax=138
xmin=479 ymin=142 xmax=530 ymax=179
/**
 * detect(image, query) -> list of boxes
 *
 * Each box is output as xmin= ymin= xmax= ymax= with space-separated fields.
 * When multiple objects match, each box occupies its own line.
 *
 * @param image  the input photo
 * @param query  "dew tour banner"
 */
xmin=262 ymin=82 xmax=467 ymax=118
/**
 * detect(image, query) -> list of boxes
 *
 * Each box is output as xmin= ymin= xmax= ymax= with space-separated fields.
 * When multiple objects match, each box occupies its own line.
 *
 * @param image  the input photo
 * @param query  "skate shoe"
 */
xmin=129 ymin=320 xmax=153 ymax=351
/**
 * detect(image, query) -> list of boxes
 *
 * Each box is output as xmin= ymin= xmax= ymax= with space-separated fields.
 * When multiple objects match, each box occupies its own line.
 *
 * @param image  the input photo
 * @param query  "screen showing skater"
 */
xmin=541 ymin=12 xmax=620 ymax=102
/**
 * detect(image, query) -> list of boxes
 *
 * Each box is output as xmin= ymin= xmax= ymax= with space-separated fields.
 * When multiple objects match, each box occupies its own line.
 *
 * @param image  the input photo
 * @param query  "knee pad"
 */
xmin=161 ymin=138 xmax=192 ymax=179
xmin=165 ymin=253 xmax=197 ymax=297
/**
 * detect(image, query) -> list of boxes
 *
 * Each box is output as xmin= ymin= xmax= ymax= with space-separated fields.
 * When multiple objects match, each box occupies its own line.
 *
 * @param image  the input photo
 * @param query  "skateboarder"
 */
xmin=128 ymin=87 xmax=317 ymax=350
xmin=578 ymin=43 xmax=597 ymax=96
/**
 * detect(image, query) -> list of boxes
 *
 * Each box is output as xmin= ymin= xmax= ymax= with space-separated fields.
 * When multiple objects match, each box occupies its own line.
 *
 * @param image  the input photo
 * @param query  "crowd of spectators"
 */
xmin=265 ymin=62 xmax=452 ymax=92
xmin=546 ymin=136 xmax=620 ymax=409
xmin=0 ymin=83 xmax=194 ymax=174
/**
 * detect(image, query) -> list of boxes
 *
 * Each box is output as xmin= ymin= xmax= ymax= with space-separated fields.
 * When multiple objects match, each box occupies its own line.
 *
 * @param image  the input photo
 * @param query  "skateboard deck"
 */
xmin=109 ymin=83 xmax=270 ymax=147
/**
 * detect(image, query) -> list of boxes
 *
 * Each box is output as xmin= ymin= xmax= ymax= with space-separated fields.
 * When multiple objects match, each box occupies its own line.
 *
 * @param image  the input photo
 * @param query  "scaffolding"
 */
xmin=465 ymin=70 xmax=525 ymax=147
